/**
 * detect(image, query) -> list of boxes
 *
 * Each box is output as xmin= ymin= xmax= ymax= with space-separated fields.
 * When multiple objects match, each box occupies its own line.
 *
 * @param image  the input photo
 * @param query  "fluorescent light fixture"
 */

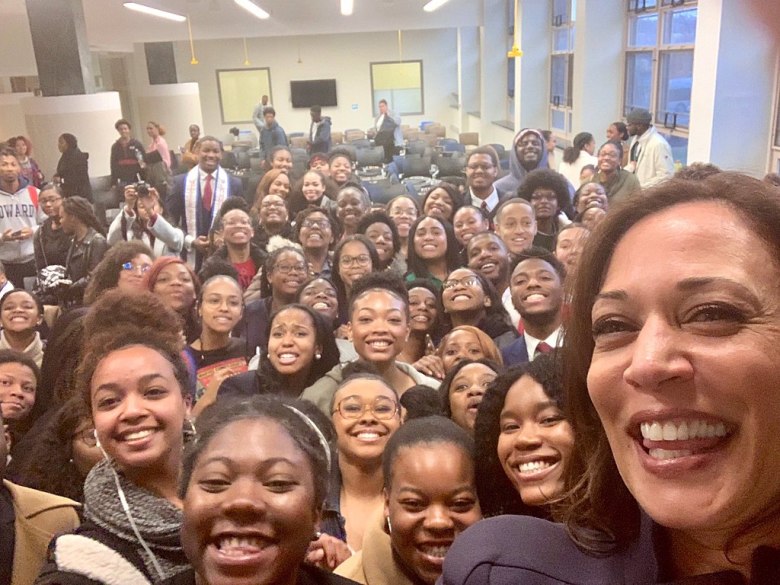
xmin=423 ymin=0 xmax=452 ymax=11
xmin=341 ymin=0 xmax=354 ymax=16
xmin=123 ymin=2 xmax=186 ymax=22
xmin=234 ymin=0 xmax=270 ymax=19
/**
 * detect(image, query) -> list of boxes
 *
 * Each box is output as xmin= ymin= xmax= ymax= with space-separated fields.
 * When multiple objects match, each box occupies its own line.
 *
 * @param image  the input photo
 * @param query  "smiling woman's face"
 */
xmin=587 ymin=201 xmax=780 ymax=536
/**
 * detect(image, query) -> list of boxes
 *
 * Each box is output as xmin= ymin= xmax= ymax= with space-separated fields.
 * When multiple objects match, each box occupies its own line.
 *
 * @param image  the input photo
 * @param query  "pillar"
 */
xmin=136 ymin=83 xmax=204 ymax=155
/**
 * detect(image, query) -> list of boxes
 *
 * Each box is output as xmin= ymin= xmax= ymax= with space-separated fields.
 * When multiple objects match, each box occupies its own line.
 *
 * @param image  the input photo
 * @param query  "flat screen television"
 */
xmin=290 ymin=79 xmax=337 ymax=108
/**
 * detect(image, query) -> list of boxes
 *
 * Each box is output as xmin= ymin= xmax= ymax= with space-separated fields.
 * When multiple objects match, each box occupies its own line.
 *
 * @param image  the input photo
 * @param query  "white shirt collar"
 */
xmin=469 ymin=186 xmax=499 ymax=212
xmin=524 ymin=325 xmax=564 ymax=361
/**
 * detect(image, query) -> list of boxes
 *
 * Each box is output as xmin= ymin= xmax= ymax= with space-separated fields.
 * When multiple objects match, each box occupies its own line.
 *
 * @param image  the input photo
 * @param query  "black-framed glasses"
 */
xmin=442 ymin=276 xmax=480 ymax=290
xmin=340 ymin=254 xmax=370 ymax=267
xmin=302 ymin=219 xmax=331 ymax=229
xmin=274 ymin=263 xmax=307 ymax=274
xmin=333 ymin=395 xmax=399 ymax=420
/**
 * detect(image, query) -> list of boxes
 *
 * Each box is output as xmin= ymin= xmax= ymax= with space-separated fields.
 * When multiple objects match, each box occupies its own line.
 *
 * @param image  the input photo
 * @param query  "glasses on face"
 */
xmin=389 ymin=207 xmax=417 ymax=218
xmin=467 ymin=163 xmax=494 ymax=172
xmin=121 ymin=262 xmax=151 ymax=274
xmin=274 ymin=263 xmax=307 ymax=274
xmin=340 ymin=254 xmax=371 ymax=267
xmin=261 ymin=200 xmax=286 ymax=209
xmin=302 ymin=219 xmax=331 ymax=229
xmin=531 ymin=192 xmax=558 ymax=202
xmin=333 ymin=395 xmax=399 ymax=420
xmin=73 ymin=427 xmax=97 ymax=447
xmin=40 ymin=196 xmax=62 ymax=205
xmin=443 ymin=276 xmax=481 ymax=290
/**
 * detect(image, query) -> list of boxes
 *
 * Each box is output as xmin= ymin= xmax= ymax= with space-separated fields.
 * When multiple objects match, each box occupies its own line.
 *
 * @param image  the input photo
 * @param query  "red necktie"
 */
xmin=481 ymin=201 xmax=489 ymax=215
xmin=203 ymin=174 xmax=213 ymax=211
xmin=535 ymin=341 xmax=553 ymax=355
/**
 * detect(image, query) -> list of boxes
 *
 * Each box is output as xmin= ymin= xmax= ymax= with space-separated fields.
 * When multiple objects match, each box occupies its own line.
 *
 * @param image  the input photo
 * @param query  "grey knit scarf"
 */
xmin=83 ymin=459 xmax=187 ymax=582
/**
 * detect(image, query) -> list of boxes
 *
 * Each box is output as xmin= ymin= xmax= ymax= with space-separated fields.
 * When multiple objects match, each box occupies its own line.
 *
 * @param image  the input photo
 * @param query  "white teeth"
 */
xmin=278 ymin=353 xmax=297 ymax=365
xmin=648 ymin=448 xmax=693 ymax=460
xmin=420 ymin=545 xmax=450 ymax=558
xmin=312 ymin=302 xmax=328 ymax=310
xmin=412 ymin=315 xmax=428 ymax=322
xmin=481 ymin=263 xmax=495 ymax=269
xmin=518 ymin=460 xmax=552 ymax=473
xmin=524 ymin=293 xmax=545 ymax=302
xmin=124 ymin=429 xmax=153 ymax=441
xmin=356 ymin=431 xmax=380 ymax=440
xmin=452 ymin=294 xmax=470 ymax=301
xmin=218 ymin=536 xmax=265 ymax=554
xmin=640 ymin=420 xmax=728 ymax=441
xmin=369 ymin=341 xmax=391 ymax=348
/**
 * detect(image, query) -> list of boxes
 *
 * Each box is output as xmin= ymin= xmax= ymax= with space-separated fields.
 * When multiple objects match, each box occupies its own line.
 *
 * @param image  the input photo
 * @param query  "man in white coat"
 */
xmin=625 ymin=108 xmax=675 ymax=188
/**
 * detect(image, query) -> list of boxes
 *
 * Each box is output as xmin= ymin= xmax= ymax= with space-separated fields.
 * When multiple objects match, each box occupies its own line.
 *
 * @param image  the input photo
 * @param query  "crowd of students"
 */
xmin=1 ymin=115 xmax=779 ymax=585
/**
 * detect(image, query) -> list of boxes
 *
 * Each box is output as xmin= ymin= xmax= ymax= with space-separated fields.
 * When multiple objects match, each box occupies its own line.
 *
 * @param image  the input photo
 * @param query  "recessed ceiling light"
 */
xmin=234 ymin=0 xmax=270 ymax=19
xmin=341 ymin=0 xmax=354 ymax=16
xmin=123 ymin=2 xmax=187 ymax=22
xmin=423 ymin=0 xmax=452 ymax=12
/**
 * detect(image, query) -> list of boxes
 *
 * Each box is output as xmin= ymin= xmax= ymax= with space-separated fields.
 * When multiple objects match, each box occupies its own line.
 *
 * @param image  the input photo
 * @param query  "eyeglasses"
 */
xmin=340 ymin=254 xmax=371 ymax=267
xmin=302 ymin=219 xmax=331 ymax=229
xmin=274 ymin=263 xmax=307 ymax=274
xmin=442 ymin=276 xmax=480 ymax=290
xmin=73 ymin=427 xmax=98 ymax=447
xmin=40 ymin=196 xmax=62 ymax=205
xmin=333 ymin=395 xmax=399 ymax=420
xmin=121 ymin=262 xmax=152 ymax=274
xmin=466 ymin=163 xmax=495 ymax=172
xmin=389 ymin=207 xmax=417 ymax=218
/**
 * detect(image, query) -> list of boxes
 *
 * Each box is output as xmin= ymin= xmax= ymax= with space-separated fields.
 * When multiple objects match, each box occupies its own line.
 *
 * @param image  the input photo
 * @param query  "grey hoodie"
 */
xmin=494 ymin=128 xmax=548 ymax=199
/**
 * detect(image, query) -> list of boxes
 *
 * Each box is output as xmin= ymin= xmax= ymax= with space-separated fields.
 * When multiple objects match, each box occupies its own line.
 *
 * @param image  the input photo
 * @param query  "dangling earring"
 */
xmin=183 ymin=418 xmax=197 ymax=441
xmin=386 ymin=516 xmax=392 ymax=534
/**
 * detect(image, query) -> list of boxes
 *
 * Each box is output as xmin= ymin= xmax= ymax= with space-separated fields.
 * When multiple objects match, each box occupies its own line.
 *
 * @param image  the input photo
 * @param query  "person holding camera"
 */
xmin=107 ymin=183 xmax=184 ymax=257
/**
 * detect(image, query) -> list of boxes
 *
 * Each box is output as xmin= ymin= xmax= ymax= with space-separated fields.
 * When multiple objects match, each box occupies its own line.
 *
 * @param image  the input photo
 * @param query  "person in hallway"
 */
xmin=109 ymin=119 xmax=144 ymax=189
xmin=251 ymin=93 xmax=272 ymax=139
xmin=259 ymin=107 xmax=289 ymax=161
xmin=309 ymin=105 xmax=332 ymax=154
xmin=179 ymin=124 xmax=201 ymax=171
xmin=625 ymin=107 xmax=675 ymax=188
xmin=494 ymin=128 xmax=550 ymax=199
xmin=373 ymin=99 xmax=402 ymax=163
xmin=55 ymin=134 xmax=93 ymax=202
xmin=0 ymin=148 xmax=43 ymax=288
xmin=501 ymin=248 xmax=565 ymax=366
xmin=167 ymin=136 xmax=243 ymax=269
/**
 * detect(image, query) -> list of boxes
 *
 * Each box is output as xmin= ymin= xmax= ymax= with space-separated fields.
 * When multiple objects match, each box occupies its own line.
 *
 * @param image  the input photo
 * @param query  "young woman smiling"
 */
xmin=335 ymin=416 xmax=482 ymax=585
xmin=332 ymin=235 xmax=379 ymax=327
xmin=145 ymin=256 xmax=201 ymax=343
xmin=421 ymin=182 xmax=464 ymax=225
xmin=295 ymin=207 xmax=340 ymax=279
xmin=296 ymin=277 xmax=358 ymax=363
xmin=39 ymin=290 xmax=193 ymax=584
xmin=336 ymin=183 xmax=371 ymax=240
xmin=0 ymin=289 xmax=44 ymax=367
xmin=385 ymin=195 xmax=419 ymax=262
xmin=175 ymin=395 xmax=357 ymax=585
xmin=287 ymin=169 xmax=337 ymax=218
xmin=330 ymin=373 xmax=402 ymax=552
xmin=187 ymin=276 xmax=247 ymax=415
xmin=357 ymin=212 xmax=405 ymax=274
xmin=405 ymin=215 xmax=461 ymax=288
xmin=396 ymin=279 xmax=441 ymax=366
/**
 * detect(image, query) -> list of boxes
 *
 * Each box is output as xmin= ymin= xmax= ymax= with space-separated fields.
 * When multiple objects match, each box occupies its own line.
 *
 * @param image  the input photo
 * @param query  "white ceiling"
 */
xmin=73 ymin=0 xmax=483 ymax=51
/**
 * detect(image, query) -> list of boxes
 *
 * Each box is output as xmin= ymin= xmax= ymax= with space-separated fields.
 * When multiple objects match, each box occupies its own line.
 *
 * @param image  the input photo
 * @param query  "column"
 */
xmin=136 ymin=83 xmax=204 ymax=154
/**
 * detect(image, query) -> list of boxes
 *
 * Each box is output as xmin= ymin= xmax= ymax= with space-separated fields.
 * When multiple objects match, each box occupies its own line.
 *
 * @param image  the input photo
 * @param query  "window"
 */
xmin=216 ymin=68 xmax=271 ymax=124
xmin=624 ymin=0 xmax=696 ymax=137
xmin=549 ymin=0 xmax=575 ymax=137
xmin=370 ymin=61 xmax=424 ymax=116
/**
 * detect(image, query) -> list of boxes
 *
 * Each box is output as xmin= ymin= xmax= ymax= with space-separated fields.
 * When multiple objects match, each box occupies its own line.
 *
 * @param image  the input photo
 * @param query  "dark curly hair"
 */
xmin=293 ymin=206 xmax=341 ymax=248
xmin=357 ymin=211 xmax=401 ymax=270
xmin=180 ymin=395 xmax=331 ymax=508
xmin=83 ymin=240 xmax=153 ymax=305
xmin=259 ymin=246 xmax=307 ymax=299
xmin=438 ymin=358 xmax=503 ymax=419
xmin=440 ymin=267 xmax=514 ymax=339
xmin=332 ymin=235 xmax=380 ymax=324
xmin=287 ymin=169 xmax=338 ymax=218
xmin=516 ymin=168 xmax=574 ymax=219
xmin=13 ymin=397 xmax=93 ymax=501
xmin=347 ymin=270 xmax=409 ymax=319
xmin=77 ymin=289 xmax=190 ymax=408
xmin=421 ymin=182 xmax=465 ymax=223
xmin=473 ymin=352 xmax=566 ymax=518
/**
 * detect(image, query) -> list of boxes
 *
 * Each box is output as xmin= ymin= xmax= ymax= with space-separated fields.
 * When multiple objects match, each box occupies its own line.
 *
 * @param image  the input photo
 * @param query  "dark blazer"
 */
xmin=166 ymin=168 xmax=244 ymax=239
xmin=56 ymin=149 xmax=93 ymax=201
xmin=501 ymin=335 xmax=530 ymax=366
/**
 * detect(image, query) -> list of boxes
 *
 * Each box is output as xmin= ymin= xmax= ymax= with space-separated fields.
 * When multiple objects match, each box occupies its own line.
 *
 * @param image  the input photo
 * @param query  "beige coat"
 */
xmin=5 ymin=480 xmax=80 ymax=585
xmin=334 ymin=510 xmax=416 ymax=585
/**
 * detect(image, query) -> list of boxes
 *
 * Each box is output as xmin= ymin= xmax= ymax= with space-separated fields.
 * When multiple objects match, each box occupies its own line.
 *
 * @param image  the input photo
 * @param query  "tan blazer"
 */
xmin=5 ymin=480 xmax=80 ymax=585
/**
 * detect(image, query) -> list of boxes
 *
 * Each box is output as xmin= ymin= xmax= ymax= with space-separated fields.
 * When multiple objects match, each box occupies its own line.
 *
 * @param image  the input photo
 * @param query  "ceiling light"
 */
xmin=234 ymin=0 xmax=270 ymax=19
xmin=341 ymin=0 xmax=354 ymax=16
xmin=123 ymin=2 xmax=187 ymax=22
xmin=423 ymin=0 xmax=452 ymax=12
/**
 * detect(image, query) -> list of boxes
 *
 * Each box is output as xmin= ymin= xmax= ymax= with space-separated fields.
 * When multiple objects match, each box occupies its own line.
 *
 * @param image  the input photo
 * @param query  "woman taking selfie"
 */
xmin=442 ymin=172 xmax=780 ymax=583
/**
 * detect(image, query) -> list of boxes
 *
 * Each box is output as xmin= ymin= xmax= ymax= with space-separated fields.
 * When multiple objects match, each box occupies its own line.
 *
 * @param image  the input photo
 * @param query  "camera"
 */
xmin=134 ymin=181 xmax=150 ymax=197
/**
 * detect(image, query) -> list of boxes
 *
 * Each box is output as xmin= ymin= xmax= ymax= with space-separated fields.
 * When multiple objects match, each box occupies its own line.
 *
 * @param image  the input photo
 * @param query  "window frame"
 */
xmin=549 ymin=0 xmax=576 ymax=139
xmin=216 ymin=67 xmax=272 ymax=124
xmin=623 ymin=0 xmax=696 ymax=138
xmin=370 ymin=60 xmax=424 ymax=117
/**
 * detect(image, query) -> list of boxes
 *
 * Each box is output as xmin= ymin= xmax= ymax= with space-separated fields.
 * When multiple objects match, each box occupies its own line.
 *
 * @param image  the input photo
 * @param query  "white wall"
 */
xmin=0 ymin=13 xmax=37 ymax=77
xmin=128 ymin=29 xmax=460 ymax=142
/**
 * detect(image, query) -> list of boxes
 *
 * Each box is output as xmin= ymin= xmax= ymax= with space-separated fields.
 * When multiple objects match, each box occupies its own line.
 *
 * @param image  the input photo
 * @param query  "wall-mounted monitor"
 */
xmin=290 ymin=79 xmax=337 ymax=108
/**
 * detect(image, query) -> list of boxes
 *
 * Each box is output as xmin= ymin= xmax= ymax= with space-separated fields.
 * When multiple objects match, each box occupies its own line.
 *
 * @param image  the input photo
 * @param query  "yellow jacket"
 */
xmin=5 ymin=479 xmax=80 ymax=585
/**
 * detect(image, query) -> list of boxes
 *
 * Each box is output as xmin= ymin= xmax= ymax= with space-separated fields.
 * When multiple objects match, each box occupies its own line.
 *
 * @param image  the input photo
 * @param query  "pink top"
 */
xmin=148 ymin=136 xmax=171 ymax=169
